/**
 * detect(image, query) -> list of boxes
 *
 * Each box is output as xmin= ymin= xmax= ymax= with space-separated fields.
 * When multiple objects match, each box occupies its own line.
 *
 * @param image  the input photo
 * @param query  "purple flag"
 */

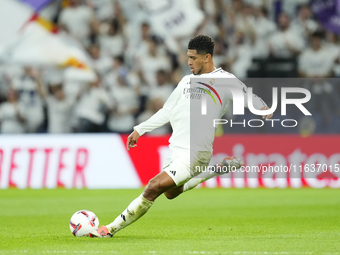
xmin=20 ymin=0 xmax=54 ymax=11
xmin=312 ymin=0 xmax=340 ymax=34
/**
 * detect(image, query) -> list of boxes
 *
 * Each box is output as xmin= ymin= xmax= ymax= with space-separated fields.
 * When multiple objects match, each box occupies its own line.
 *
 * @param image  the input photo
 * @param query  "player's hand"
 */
xmin=126 ymin=130 xmax=140 ymax=151
xmin=261 ymin=106 xmax=273 ymax=120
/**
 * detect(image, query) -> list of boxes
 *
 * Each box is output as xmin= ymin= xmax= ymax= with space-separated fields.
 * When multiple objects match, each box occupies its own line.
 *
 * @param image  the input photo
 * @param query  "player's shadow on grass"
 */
xmin=88 ymin=235 xmax=181 ymax=241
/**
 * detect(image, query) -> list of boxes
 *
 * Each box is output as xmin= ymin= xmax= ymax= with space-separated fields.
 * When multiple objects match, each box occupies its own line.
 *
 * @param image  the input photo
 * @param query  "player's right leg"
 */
xmin=163 ymin=150 xmax=213 ymax=199
xmin=91 ymin=146 xmax=193 ymax=238
xmin=164 ymin=185 xmax=184 ymax=199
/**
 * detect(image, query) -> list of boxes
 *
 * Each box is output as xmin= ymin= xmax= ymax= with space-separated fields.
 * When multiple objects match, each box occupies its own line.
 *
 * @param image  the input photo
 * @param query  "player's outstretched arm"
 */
xmin=261 ymin=106 xmax=273 ymax=120
xmin=126 ymin=130 xmax=140 ymax=151
xmin=241 ymin=83 xmax=273 ymax=120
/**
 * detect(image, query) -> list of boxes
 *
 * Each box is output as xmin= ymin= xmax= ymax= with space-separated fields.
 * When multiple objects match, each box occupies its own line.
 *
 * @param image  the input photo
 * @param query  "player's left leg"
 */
xmin=183 ymin=156 xmax=244 ymax=192
xmin=164 ymin=156 xmax=245 ymax=199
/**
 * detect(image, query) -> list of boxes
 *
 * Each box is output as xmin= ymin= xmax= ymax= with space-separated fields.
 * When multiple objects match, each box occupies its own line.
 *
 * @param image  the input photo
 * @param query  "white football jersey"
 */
xmin=134 ymin=68 xmax=267 ymax=152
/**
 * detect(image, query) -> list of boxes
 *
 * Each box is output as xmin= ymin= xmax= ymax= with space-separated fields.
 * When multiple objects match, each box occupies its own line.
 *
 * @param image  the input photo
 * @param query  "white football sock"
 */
xmin=106 ymin=194 xmax=153 ymax=235
xmin=184 ymin=158 xmax=243 ymax=192
xmin=183 ymin=163 xmax=227 ymax=192
xmin=183 ymin=172 xmax=218 ymax=192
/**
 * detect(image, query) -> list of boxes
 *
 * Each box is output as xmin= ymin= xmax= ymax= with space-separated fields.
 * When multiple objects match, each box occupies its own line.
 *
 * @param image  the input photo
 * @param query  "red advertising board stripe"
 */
xmin=0 ymin=134 xmax=338 ymax=189
xmin=0 ymin=134 xmax=141 ymax=189
xmin=213 ymin=135 xmax=340 ymax=156
xmin=125 ymin=134 xmax=340 ymax=187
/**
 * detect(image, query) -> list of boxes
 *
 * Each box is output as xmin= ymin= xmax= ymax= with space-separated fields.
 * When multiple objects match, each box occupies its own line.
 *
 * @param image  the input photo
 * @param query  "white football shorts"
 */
xmin=163 ymin=144 xmax=212 ymax=186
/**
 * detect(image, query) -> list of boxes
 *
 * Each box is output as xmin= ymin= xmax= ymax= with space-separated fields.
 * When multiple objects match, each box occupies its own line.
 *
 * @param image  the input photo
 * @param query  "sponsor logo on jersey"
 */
xmin=196 ymin=79 xmax=222 ymax=106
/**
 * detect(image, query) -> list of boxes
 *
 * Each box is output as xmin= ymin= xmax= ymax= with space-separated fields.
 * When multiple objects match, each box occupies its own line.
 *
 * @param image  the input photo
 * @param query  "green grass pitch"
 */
xmin=0 ymin=188 xmax=339 ymax=254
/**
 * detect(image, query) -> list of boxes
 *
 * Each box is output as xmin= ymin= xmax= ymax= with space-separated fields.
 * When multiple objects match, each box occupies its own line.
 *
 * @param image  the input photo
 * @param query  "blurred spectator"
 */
xmin=299 ymin=31 xmax=340 ymax=122
xmin=325 ymin=31 xmax=340 ymax=62
xmin=0 ymin=88 xmax=26 ymax=134
xmin=219 ymin=0 xmax=244 ymax=35
xmin=148 ymin=70 xmax=174 ymax=103
xmin=199 ymin=0 xmax=217 ymax=17
xmin=227 ymin=30 xmax=253 ymax=78
xmin=197 ymin=17 xmax=219 ymax=41
xmin=252 ymin=7 xmax=276 ymax=58
xmin=212 ymin=38 xmax=228 ymax=68
xmin=76 ymin=77 xmax=111 ymax=133
xmin=104 ymin=56 xmax=129 ymax=90
xmin=127 ymin=22 xmax=153 ymax=67
xmin=86 ymin=0 xmax=115 ymax=21
xmin=291 ymin=5 xmax=319 ymax=42
xmin=107 ymin=71 xmax=138 ymax=133
xmin=0 ymin=71 xmax=12 ymax=104
xmin=98 ymin=19 xmax=125 ymax=58
xmin=88 ymin=44 xmax=113 ymax=76
xmin=11 ymin=67 xmax=44 ymax=133
xmin=243 ymin=0 xmax=272 ymax=9
xmin=35 ymin=77 xmax=74 ymax=134
xmin=230 ymin=0 xmax=244 ymax=19
xmin=0 ymin=64 xmax=23 ymax=93
xmin=325 ymin=31 xmax=340 ymax=76
xmin=196 ymin=0 xmax=219 ymax=39
xmin=1 ymin=0 xmax=340 ymax=135
xmin=268 ymin=13 xmax=304 ymax=58
xmin=137 ymin=38 xmax=171 ymax=87
xmin=58 ymin=0 xmax=98 ymax=46
xmin=282 ymin=0 xmax=310 ymax=18
xmin=234 ymin=4 xmax=256 ymax=43
xmin=298 ymin=31 xmax=334 ymax=79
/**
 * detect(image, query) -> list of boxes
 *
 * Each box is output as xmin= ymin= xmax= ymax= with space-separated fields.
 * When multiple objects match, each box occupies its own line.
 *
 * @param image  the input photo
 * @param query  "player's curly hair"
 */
xmin=188 ymin=35 xmax=215 ymax=57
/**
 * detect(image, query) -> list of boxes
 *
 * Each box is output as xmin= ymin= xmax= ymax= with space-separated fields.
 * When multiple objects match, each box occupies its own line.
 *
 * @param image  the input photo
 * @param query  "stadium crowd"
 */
xmin=0 ymin=0 xmax=339 ymax=135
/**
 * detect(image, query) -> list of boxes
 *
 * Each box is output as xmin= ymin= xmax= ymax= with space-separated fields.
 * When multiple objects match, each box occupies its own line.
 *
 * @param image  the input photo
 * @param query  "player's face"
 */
xmin=187 ymin=50 xmax=206 ymax=75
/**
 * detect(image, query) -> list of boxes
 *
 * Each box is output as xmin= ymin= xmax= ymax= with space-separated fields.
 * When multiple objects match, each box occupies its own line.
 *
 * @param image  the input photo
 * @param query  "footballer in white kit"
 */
xmin=91 ymin=35 xmax=272 ymax=238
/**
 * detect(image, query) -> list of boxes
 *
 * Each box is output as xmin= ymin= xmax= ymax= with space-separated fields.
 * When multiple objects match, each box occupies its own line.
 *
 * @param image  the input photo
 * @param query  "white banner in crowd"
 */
xmin=0 ymin=0 xmax=33 ymax=47
xmin=0 ymin=134 xmax=141 ymax=189
xmin=140 ymin=0 xmax=204 ymax=38
xmin=0 ymin=0 xmax=96 ymax=82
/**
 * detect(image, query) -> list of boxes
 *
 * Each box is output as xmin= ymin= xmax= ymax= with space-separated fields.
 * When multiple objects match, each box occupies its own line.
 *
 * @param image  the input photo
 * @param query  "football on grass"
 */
xmin=69 ymin=210 xmax=99 ymax=237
